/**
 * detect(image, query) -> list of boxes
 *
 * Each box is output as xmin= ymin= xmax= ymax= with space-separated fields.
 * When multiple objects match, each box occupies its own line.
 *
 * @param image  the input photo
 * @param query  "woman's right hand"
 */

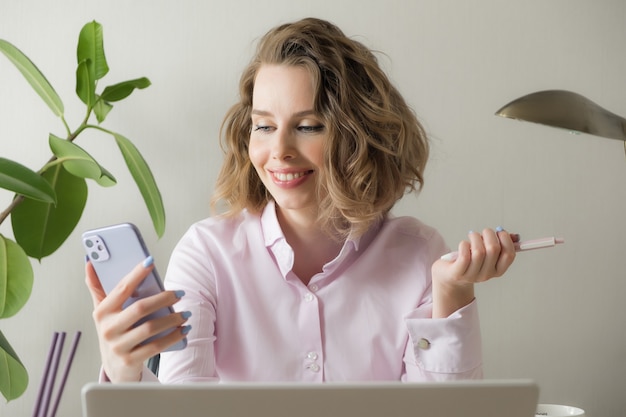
xmin=85 ymin=257 xmax=190 ymax=382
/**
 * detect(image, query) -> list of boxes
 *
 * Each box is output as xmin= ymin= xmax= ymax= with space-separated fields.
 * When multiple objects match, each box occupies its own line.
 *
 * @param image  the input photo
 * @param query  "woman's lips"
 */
xmin=273 ymin=171 xmax=306 ymax=181
xmin=269 ymin=169 xmax=314 ymax=187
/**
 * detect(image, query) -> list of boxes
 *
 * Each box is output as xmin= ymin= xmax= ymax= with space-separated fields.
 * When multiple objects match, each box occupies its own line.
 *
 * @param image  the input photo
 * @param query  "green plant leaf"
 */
xmin=113 ymin=134 xmax=165 ymax=237
xmin=77 ymin=21 xmax=108 ymax=81
xmin=76 ymin=58 xmax=96 ymax=107
xmin=0 ymin=237 xmax=32 ymax=401
xmin=0 ymin=330 xmax=28 ymax=402
xmin=11 ymin=166 xmax=87 ymax=260
xmin=0 ymin=235 xmax=33 ymax=318
xmin=0 ymin=157 xmax=56 ymax=204
xmin=100 ymin=77 xmax=151 ymax=102
xmin=93 ymin=96 xmax=113 ymax=124
xmin=0 ymin=39 xmax=64 ymax=118
xmin=48 ymin=134 xmax=116 ymax=186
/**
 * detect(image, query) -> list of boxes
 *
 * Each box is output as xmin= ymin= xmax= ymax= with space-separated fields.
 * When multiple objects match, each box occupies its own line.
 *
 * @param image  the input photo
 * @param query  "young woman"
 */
xmin=86 ymin=17 xmax=516 ymax=383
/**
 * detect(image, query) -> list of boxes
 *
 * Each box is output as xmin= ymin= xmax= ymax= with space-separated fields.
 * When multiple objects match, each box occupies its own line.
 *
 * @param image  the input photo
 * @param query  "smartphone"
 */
xmin=82 ymin=222 xmax=187 ymax=351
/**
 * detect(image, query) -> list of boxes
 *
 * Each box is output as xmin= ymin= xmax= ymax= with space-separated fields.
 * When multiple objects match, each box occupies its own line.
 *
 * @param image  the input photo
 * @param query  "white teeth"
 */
xmin=274 ymin=172 xmax=306 ymax=181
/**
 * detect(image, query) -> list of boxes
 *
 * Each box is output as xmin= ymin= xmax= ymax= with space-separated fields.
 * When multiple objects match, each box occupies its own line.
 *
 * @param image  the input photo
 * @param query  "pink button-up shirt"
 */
xmin=141 ymin=202 xmax=482 ymax=383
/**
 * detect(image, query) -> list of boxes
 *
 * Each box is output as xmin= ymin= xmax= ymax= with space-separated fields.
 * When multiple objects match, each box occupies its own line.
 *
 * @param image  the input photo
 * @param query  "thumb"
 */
xmin=85 ymin=260 xmax=106 ymax=308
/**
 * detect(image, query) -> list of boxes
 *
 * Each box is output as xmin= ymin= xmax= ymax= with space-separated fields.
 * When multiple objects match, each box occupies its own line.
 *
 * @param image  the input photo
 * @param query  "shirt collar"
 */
xmin=260 ymin=200 xmax=380 ymax=253
xmin=261 ymin=201 xmax=283 ymax=248
xmin=260 ymin=201 xmax=383 ymax=280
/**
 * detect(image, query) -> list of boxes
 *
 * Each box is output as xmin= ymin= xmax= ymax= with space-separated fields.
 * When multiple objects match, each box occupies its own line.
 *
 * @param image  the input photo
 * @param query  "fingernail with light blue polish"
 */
xmin=174 ymin=290 xmax=186 ymax=299
xmin=181 ymin=325 xmax=192 ymax=335
xmin=143 ymin=256 xmax=154 ymax=268
xmin=496 ymin=226 xmax=504 ymax=232
xmin=181 ymin=311 xmax=192 ymax=320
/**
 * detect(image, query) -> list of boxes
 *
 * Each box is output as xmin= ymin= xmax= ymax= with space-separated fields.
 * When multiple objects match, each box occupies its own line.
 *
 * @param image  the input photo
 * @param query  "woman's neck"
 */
xmin=276 ymin=206 xmax=343 ymax=285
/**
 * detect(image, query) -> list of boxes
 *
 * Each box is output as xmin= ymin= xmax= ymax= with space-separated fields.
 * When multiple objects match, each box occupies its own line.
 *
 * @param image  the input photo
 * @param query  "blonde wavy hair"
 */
xmin=211 ymin=17 xmax=429 ymax=240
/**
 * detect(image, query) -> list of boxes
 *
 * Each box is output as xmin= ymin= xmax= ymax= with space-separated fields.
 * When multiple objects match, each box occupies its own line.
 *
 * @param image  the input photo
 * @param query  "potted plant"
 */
xmin=0 ymin=20 xmax=165 ymax=401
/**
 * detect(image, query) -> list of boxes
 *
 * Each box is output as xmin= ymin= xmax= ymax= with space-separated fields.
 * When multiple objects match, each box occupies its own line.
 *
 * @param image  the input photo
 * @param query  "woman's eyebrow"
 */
xmin=251 ymin=109 xmax=317 ymax=117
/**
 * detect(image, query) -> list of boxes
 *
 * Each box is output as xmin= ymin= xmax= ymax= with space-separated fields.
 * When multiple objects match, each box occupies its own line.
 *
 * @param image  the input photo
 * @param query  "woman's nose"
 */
xmin=271 ymin=129 xmax=296 ymax=160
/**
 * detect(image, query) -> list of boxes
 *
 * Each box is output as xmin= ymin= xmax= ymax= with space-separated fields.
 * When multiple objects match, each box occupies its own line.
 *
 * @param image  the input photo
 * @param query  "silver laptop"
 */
xmin=82 ymin=379 xmax=538 ymax=417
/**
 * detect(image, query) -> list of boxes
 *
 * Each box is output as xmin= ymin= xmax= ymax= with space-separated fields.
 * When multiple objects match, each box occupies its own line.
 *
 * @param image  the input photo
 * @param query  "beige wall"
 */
xmin=1 ymin=1 xmax=624 ymax=416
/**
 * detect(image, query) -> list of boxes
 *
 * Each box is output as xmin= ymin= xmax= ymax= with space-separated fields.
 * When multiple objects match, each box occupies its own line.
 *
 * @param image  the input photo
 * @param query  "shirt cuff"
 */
xmin=98 ymin=367 xmax=110 ymax=383
xmin=98 ymin=365 xmax=159 ymax=383
xmin=404 ymin=299 xmax=482 ymax=375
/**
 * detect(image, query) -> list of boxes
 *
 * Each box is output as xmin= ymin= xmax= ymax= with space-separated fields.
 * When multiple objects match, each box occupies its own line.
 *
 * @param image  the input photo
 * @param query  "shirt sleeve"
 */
xmin=157 ymin=225 xmax=220 ymax=384
xmin=97 ymin=365 xmax=159 ymax=382
xmin=402 ymin=299 xmax=483 ymax=381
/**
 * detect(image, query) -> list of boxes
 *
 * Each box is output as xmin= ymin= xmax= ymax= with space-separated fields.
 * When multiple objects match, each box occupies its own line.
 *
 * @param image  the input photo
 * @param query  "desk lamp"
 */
xmin=494 ymin=90 xmax=626 ymax=146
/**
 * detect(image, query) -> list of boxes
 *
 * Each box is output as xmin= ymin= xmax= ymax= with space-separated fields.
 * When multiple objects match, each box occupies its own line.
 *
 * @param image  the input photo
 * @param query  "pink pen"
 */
xmin=440 ymin=236 xmax=565 ymax=262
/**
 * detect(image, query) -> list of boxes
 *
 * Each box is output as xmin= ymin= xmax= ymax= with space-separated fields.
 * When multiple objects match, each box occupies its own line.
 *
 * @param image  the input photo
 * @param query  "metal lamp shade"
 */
xmin=495 ymin=90 xmax=626 ymax=141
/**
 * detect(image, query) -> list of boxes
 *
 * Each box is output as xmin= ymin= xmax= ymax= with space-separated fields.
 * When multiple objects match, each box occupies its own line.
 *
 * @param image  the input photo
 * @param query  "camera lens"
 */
xmin=91 ymin=252 xmax=99 ymax=260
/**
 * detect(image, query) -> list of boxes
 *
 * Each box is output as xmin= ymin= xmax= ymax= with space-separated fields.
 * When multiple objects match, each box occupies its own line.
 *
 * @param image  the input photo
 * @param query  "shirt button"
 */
xmin=303 ymin=293 xmax=314 ymax=302
xmin=308 ymin=284 xmax=319 ymax=292
xmin=307 ymin=351 xmax=318 ymax=360
xmin=417 ymin=338 xmax=431 ymax=350
xmin=308 ymin=363 xmax=320 ymax=373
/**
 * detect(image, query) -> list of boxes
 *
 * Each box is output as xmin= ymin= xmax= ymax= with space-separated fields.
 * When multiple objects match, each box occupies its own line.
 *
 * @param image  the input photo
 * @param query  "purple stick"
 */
xmin=47 ymin=331 xmax=82 ymax=417
xmin=31 ymin=332 xmax=59 ymax=417
xmin=38 ymin=332 xmax=65 ymax=417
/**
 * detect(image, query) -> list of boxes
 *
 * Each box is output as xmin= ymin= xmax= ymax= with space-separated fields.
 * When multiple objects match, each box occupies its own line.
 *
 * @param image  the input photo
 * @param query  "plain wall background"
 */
xmin=1 ymin=0 xmax=624 ymax=416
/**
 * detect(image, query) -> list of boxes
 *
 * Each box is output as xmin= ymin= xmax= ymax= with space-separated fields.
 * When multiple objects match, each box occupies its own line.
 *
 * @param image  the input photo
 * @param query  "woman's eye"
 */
xmin=253 ymin=125 xmax=273 ymax=132
xmin=298 ymin=125 xmax=325 ymax=133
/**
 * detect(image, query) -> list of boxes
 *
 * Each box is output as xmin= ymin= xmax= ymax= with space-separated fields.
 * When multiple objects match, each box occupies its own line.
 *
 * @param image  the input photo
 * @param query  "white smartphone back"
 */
xmin=82 ymin=223 xmax=186 ymax=351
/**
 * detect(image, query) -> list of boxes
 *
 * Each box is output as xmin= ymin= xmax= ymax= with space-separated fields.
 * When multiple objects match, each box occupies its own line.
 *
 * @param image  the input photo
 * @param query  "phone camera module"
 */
xmin=84 ymin=234 xmax=110 ymax=262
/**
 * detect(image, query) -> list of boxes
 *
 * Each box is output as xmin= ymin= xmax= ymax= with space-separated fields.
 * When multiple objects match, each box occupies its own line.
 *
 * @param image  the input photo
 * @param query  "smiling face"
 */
xmin=248 ymin=64 xmax=326 ymax=221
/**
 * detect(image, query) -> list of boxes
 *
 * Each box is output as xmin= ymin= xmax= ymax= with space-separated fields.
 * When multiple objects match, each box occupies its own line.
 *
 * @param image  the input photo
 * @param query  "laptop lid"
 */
xmin=82 ymin=379 xmax=538 ymax=417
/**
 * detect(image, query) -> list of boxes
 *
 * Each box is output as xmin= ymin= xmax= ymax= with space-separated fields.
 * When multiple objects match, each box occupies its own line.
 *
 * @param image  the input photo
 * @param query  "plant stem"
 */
xmin=87 ymin=124 xmax=113 ymax=136
xmin=0 ymin=195 xmax=24 ymax=226
xmin=0 ymin=121 xmax=88 ymax=227
xmin=61 ymin=116 xmax=72 ymax=138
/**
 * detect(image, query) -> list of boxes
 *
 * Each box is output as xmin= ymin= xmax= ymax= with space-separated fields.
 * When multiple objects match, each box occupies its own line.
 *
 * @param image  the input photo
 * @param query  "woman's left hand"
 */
xmin=430 ymin=227 xmax=519 ymax=317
